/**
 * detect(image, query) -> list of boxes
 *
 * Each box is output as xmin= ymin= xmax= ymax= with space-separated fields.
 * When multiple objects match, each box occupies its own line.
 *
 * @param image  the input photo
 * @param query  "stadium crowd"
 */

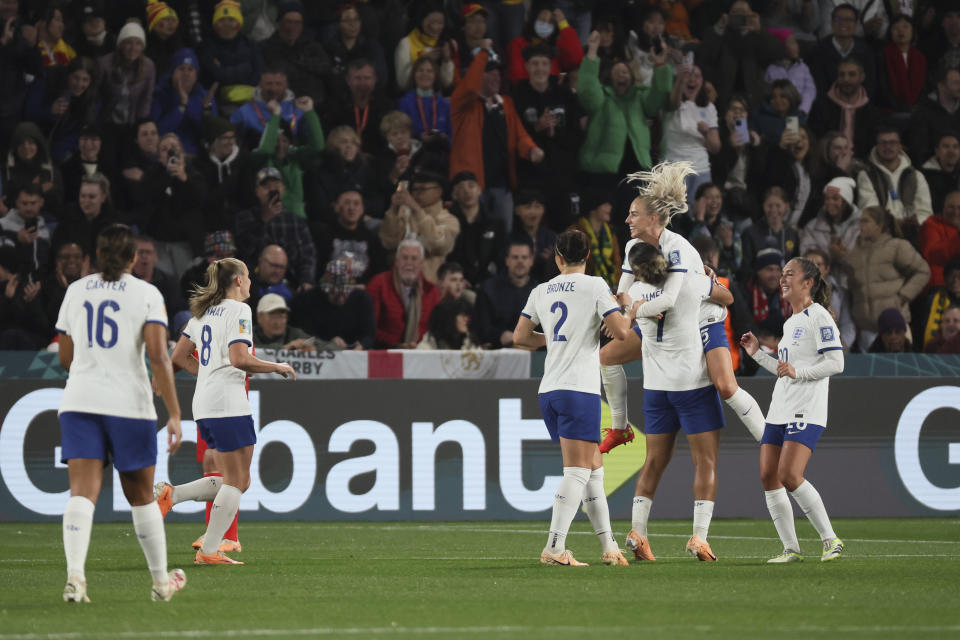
xmin=1 ymin=0 xmax=960 ymax=364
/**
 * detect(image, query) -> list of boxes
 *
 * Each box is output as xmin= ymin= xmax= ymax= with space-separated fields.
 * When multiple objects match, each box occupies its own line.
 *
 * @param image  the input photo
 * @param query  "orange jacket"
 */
xmin=717 ymin=275 xmax=740 ymax=371
xmin=449 ymin=50 xmax=537 ymax=189
xmin=919 ymin=214 xmax=960 ymax=289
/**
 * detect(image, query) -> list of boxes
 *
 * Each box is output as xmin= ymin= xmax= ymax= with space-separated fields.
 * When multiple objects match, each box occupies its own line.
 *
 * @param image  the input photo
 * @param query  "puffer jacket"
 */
xmin=798 ymin=204 xmax=861 ymax=257
xmin=845 ymin=232 xmax=930 ymax=331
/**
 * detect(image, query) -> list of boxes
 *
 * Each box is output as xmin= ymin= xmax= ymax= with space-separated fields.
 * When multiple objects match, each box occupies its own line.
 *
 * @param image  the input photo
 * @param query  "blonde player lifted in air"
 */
xmin=57 ymin=224 xmax=186 ymax=603
xmin=155 ymin=258 xmax=295 ymax=565
xmin=513 ymin=228 xmax=637 ymax=567
xmin=741 ymin=257 xmax=845 ymax=563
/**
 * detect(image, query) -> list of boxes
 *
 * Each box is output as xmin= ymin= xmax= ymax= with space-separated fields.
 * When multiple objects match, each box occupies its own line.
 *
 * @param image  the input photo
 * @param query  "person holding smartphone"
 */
xmin=0 ymin=183 xmax=52 ymax=282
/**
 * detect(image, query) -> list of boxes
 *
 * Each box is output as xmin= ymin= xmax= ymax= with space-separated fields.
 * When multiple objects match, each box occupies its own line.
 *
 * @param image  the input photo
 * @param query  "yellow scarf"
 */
xmin=408 ymin=28 xmax=437 ymax=64
xmin=580 ymin=217 xmax=618 ymax=289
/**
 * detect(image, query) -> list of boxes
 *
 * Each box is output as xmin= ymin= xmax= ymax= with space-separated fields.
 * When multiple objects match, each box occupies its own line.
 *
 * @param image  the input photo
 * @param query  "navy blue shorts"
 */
xmin=642 ymin=385 xmax=726 ymax=435
xmin=700 ymin=321 xmax=729 ymax=353
xmin=59 ymin=411 xmax=157 ymax=472
xmin=196 ymin=415 xmax=256 ymax=453
xmin=761 ymin=422 xmax=825 ymax=451
xmin=538 ymin=390 xmax=601 ymax=443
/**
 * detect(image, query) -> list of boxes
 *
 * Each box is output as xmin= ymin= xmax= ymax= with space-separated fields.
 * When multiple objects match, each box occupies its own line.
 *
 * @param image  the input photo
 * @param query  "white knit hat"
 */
xmin=117 ymin=22 xmax=147 ymax=46
xmin=823 ymin=176 xmax=856 ymax=206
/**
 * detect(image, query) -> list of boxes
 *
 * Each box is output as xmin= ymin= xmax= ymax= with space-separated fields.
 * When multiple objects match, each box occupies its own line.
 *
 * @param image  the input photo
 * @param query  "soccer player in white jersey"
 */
xmin=513 ymin=229 xmax=638 ymax=567
xmin=599 ymin=161 xmax=765 ymax=453
xmin=56 ymin=224 xmax=186 ymax=603
xmin=740 ymin=257 xmax=845 ymax=563
xmin=601 ymin=242 xmax=735 ymax=562
xmin=156 ymin=258 xmax=295 ymax=565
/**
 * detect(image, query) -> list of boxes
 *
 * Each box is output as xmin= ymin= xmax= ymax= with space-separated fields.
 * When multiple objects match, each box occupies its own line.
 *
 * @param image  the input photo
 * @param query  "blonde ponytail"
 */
xmin=189 ymin=258 xmax=247 ymax=318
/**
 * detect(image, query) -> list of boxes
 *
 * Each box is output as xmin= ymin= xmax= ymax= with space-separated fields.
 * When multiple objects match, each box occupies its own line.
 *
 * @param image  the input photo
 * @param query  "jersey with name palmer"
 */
xmin=768 ymin=302 xmax=842 ymax=426
xmin=56 ymin=273 xmax=167 ymax=420
xmin=521 ymin=273 xmax=619 ymax=395
xmin=629 ymin=272 xmax=713 ymax=391
xmin=183 ymin=299 xmax=254 ymax=419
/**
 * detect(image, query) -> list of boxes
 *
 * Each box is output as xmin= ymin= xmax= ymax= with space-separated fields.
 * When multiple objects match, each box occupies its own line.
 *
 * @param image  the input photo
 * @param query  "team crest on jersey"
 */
xmin=668 ymin=250 xmax=680 ymax=266
xmin=820 ymin=326 xmax=834 ymax=341
xmin=239 ymin=319 xmax=250 ymax=334
xmin=792 ymin=327 xmax=804 ymax=340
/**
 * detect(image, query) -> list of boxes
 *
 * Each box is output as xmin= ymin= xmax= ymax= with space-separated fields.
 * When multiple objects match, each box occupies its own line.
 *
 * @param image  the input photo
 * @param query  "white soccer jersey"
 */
xmin=767 ymin=303 xmax=842 ymax=426
xmin=182 ymin=299 xmax=254 ymax=419
xmin=56 ymin=273 xmax=167 ymax=420
xmin=521 ymin=273 xmax=619 ymax=395
xmin=629 ymin=272 xmax=714 ymax=391
xmin=621 ymin=229 xmax=704 ymax=279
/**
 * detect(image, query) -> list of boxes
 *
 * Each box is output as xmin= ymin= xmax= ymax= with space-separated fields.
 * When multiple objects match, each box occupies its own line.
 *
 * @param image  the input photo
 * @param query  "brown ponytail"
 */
xmin=96 ymin=224 xmax=137 ymax=282
xmin=795 ymin=257 xmax=832 ymax=312
xmin=189 ymin=258 xmax=247 ymax=318
xmin=628 ymin=242 xmax=669 ymax=287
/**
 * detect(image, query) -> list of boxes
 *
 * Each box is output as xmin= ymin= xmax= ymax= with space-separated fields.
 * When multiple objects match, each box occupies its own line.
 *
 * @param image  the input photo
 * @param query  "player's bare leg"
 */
xmin=685 ymin=430 xmax=720 ymax=561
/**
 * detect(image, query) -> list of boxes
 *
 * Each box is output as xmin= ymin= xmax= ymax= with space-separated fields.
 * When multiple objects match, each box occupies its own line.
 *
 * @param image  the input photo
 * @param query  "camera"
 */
xmin=167 ymin=149 xmax=180 ymax=167
xmin=268 ymin=189 xmax=281 ymax=204
xmin=23 ymin=218 xmax=38 ymax=232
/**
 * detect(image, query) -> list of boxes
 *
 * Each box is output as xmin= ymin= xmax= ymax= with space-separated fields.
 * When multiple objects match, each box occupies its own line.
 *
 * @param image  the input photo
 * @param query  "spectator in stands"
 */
xmin=238 ymin=0 xmax=278 ymax=43
xmin=819 ymin=0 xmax=887 ymax=44
xmin=51 ymin=173 xmax=118 ymax=258
xmin=590 ymin=13 xmax=629 ymax=72
xmin=473 ymin=238 xmax=537 ymax=348
xmin=769 ymin=123 xmax=818 ymax=228
xmin=34 ymin=5 xmax=74 ymax=68
xmin=179 ymin=229 xmax=236 ymax=303
xmin=98 ymin=22 xmax=155 ymax=127
xmin=921 ymin=132 xmax=960 ymax=215
xmin=451 ymin=47 xmax=543 ymax=233
xmin=395 ymin=3 xmax=455 ymax=92
xmin=847 ymin=206 xmax=930 ymax=351
xmin=924 ymin=305 xmax=960 ymax=354
xmin=314 ymin=188 xmax=386 ymax=285
xmin=252 ymin=94 xmax=324 ymax=220
xmin=59 ymin=127 xmax=117 ymax=210
xmin=380 ymin=170 xmax=459 ymax=283
xmin=513 ymin=43 xmax=585 ymax=225
xmin=446 ymin=170 xmax=503 ymax=288
xmin=0 ymin=244 xmax=50 ymax=350
xmin=815 ymin=130 xmax=866 ymax=187
xmin=509 ymin=187 xmax=557 ymax=284
xmin=697 ymin=1 xmax=785 ymax=111
xmin=367 ymin=238 xmax=442 ymax=348
xmin=507 ymin=4 xmax=583 ymax=86
xmin=882 ymin=14 xmax=926 ymax=115
xmin=25 ymin=55 xmax=101 ymax=164
xmin=800 ymin=176 xmax=861 ymax=258
xmin=921 ymin=258 xmax=960 ymax=348
xmin=806 ymin=58 xmax=882 ymax=158
xmin=907 ymin=66 xmax=960 ymax=167
xmin=624 ymin=7 xmax=681 ymax=89
xmin=764 ymin=30 xmax=816 ymax=116
xmin=324 ymin=58 xmax=391 ymax=154
xmin=741 ymin=187 xmax=800 ymax=281
xmin=5 ymin=121 xmax=64 ymax=211
xmin=650 ymin=0 xmax=694 ymax=42
xmin=417 ymin=297 xmax=479 ymax=350
xmin=738 ymin=247 xmax=790 ymax=337
xmin=144 ymin=1 xmax=185 ymax=77
xmin=0 ymin=183 xmax=51 ymax=281
xmin=450 ymin=3 xmax=489 ymax=81
xmin=261 ymin=2 xmax=331 ymax=104
xmin=804 ymin=247 xmax=856 ymax=349
xmin=254 ymin=292 xmax=330 ymax=352
xmin=436 ymin=261 xmax=475 ymax=305
xmin=41 ymin=240 xmax=88 ymax=330
xmin=396 ymin=57 xmax=451 ymax=149
xmin=131 ymin=234 xmax=185 ymax=326
xmin=72 ymin=1 xmax=114 ymax=60
xmin=920 ymin=7 xmax=960 ymax=74
xmin=115 ymin=118 xmax=160 ymax=210
xmin=753 ymin=79 xmax=804 ymax=147
xmin=230 ymin=68 xmax=301 ymax=149
xmin=194 ymin=116 xmax=255 ymax=231
xmin=316 ymin=125 xmax=388 ymax=224
xmin=290 ymin=254 xmax=376 ymax=350
xmin=919 ymin=190 xmax=960 ymax=290
xmin=480 ymin=0 xmax=525 ymax=51
xmin=0 ymin=0 xmax=43 ymax=158
xmin=201 ymin=0 xmax=263 ymax=111
xmin=151 ymin=48 xmax=216 ymax=154
xmin=322 ymin=3 xmax=387 ymax=85
xmin=375 ymin=110 xmax=426 ymax=189
xmin=662 ymin=63 xmax=720 ymax=204
xmin=235 ymin=167 xmax=316 ymax=289
xmin=575 ymin=188 xmax=620 ymax=289
xmin=709 ymin=94 xmax=768 ymax=224
xmin=809 ymin=4 xmax=878 ymax=100
xmin=868 ymin=308 xmax=912 ymax=353
xmin=249 ymin=243 xmax=292 ymax=310
xmin=857 ymin=126 xmax=934 ymax=231
xmin=688 ymin=182 xmax=742 ymax=278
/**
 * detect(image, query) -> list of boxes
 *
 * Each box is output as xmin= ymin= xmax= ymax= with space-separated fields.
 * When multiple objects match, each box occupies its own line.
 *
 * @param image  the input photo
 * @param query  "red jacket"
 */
xmin=450 ymin=50 xmax=537 ymax=189
xmin=919 ymin=214 xmax=960 ymax=289
xmin=506 ymin=27 xmax=583 ymax=84
xmin=367 ymin=270 xmax=442 ymax=348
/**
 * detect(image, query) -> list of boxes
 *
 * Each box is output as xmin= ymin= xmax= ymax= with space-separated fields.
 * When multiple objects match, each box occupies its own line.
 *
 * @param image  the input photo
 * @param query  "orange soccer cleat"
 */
xmin=625 ymin=530 xmax=656 ymax=561
xmin=599 ymin=426 xmax=635 ymax=454
xmin=194 ymin=550 xmax=244 ymax=565
xmin=539 ymin=550 xmax=588 ymax=566
xmin=218 ymin=539 xmax=242 ymax=553
xmin=685 ymin=535 xmax=718 ymax=562
xmin=154 ymin=482 xmax=173 ymax=518
xmin=601 ymin=550 xmax=630 ymax=566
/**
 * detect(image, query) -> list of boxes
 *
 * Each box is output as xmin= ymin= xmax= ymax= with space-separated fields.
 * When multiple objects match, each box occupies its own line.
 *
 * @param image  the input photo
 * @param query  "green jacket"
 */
xmin=253 ymin=109 xmax=325 ymax=219
xmin=577 ymin=57 xmax=673 ymax=174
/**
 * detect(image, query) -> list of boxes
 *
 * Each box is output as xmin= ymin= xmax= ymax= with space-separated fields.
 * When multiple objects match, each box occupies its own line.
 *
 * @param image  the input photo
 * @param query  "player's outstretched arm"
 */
xmin=512 ymin=315 xmax=546 ymax=351
xmin=228 ymin=341 xmax=297 ymax=379
xmin=145 ymin=323 xmax=182 ymax=454
xmin=171 ymin=334 xmax=199 ymax=376
xmin=708 ymin=278 xmax=734 ymax=306
xmin=58 ymin=334 xmax=74 ymax=371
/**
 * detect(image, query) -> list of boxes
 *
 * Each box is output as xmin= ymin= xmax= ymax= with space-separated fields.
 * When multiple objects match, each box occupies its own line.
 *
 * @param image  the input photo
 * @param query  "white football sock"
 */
xmin=544 ymin=467 xmax=590 ymax=554
xmin=723 ymin=388 xmax=765 ymax=441
xmin=631 ymin=496 xmax=652 ymax=537
xmin=581 ymin=467 xmax=618 ymax=553
xmin=693 ymin=499 xmax=715 ymax=540
xmin=131 ymin=502 xmax=168 ymax=584
xmin=201 ymin=484 xmax=243 ymax=555
xmin=764 ymin=488 xmax=800 ymax=552
xmin=63 ymin=496 xmax=95 ymax=580
xmin=600 ymin=365 xmax=628 ymax=428
xmin=789 ymin=480 xmax=837 ymax=542
xmin=172 ymin=476 xmax=222 ymax=504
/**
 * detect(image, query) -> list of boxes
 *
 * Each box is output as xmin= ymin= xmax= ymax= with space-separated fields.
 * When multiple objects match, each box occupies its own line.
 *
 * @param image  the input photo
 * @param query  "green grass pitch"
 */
xmin=1 ymin=519 xmax=958 ymax=639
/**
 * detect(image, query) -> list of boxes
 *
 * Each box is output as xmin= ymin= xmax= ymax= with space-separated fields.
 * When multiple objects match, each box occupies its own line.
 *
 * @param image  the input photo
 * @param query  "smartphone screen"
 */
xmin=734 ymin=117 xmax=749 ymax=144
xmin=786 ymin=116 xmax=799 ymax=134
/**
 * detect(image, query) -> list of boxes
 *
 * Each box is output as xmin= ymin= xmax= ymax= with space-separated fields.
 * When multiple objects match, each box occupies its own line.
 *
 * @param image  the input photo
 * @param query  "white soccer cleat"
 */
xmin=151 ymin=569 xmax=187 ymax=601
xmin=767 ymin=550 xmax=803 ymax=563
xmin=821 ymin=538 xmax=844 ymax=562
xmin=63 ymin=577 xmax=90 ymax=603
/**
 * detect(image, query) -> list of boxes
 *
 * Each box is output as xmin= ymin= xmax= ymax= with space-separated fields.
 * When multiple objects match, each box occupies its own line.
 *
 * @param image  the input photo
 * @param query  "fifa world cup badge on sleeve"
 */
xmin=668 ymin=250 xmax=681 ymax=266
xmin=819 ymin=327 xmax=834 ymax=342
xmin=239 ymin=319 xmax=251 ymax=334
